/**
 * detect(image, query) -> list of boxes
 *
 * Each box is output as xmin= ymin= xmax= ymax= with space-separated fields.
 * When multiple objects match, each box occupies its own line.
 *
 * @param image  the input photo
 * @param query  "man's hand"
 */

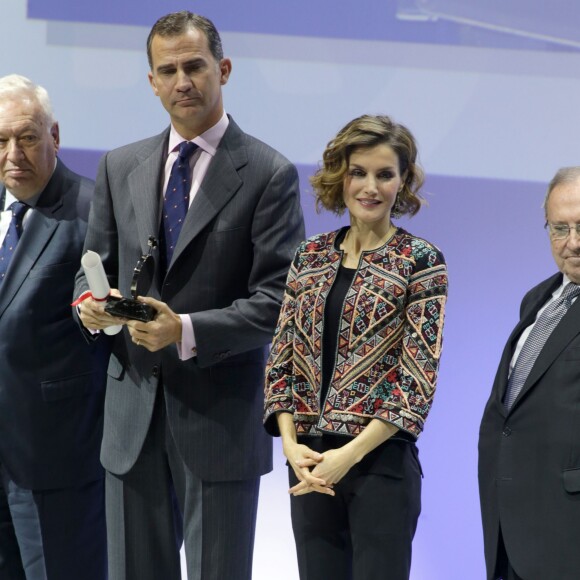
xmin=78 ymin=289 xmax=125 ymax=330
xmin=125 ymin=297 xmax=182 ymax=352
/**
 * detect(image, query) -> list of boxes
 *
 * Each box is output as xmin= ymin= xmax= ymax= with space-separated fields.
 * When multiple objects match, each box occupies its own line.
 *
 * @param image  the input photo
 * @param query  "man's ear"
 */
xmin=219 ymin=58 xmax=232 ymax=86
xmin=148 ymin=71 xmax=159 ymax=96
xmin=51 ymin=122 xmax=60 ymax=153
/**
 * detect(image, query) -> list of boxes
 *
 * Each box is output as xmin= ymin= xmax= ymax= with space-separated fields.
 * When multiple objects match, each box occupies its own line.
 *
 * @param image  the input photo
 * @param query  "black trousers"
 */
xmin=289 ymin=438 xmax=421 ymax=580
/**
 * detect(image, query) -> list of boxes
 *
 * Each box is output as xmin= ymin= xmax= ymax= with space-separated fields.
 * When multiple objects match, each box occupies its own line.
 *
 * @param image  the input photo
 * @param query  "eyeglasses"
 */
xmin=545 ymin=222 xmax=580 ymax=240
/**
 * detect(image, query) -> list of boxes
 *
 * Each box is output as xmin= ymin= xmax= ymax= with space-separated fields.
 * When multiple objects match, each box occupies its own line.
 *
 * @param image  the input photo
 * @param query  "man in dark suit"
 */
xmin=0 ymin=75 xmax=108 ymax=579
xmin=479 ymin=166 xmax=580 ymax=580
xmin=75 ymin=11 xmax=304 ymax=580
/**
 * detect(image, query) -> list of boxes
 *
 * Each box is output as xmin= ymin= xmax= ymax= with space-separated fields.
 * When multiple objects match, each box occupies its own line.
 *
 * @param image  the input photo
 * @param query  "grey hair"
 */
xmin=543 ymin=166 xmax=580 ymax=218
xmin=0 ymin=74 xmax=55 ymax=129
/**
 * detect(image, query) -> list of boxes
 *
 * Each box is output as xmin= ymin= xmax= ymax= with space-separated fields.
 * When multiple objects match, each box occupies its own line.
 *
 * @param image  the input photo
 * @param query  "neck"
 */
xmin=345 ymin=219 xmax=395 ymax=253
xmin=339 ymin=219 xmax=396 ymax=268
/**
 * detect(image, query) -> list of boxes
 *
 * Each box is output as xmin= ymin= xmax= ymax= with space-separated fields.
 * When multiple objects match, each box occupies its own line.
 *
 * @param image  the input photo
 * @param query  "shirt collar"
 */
xmin=553 ymin=274 xmax=574 ymax=300
xmin=168 ymin=111 xmax=229 ymax=157
xmin=3 ymin=189 xmax=43 ymax=210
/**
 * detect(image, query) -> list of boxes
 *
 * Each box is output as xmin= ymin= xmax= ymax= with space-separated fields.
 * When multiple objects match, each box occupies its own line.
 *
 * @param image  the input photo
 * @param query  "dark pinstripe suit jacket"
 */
xmin=74 ymin=117 xmax=304 ymax=481
xmin=479 ymin=272 xmax=580 ymax=579
xmin=0 ymin=160 xmax=109 ymax=490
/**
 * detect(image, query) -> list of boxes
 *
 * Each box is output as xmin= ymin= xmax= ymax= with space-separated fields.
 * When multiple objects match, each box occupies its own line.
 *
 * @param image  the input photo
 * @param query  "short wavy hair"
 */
xmin=310 ymin=115 xmax=424 ymax=217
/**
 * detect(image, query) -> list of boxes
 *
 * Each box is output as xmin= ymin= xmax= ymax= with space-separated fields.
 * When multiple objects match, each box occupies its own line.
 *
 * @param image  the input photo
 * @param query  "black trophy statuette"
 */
xmin=105 ymin=236 xmax=158 ymax=322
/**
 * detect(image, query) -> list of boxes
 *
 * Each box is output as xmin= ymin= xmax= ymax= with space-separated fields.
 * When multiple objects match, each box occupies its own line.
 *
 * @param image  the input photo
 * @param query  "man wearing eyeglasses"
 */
xmin=479 ymin=166 xmax=580 ymax=580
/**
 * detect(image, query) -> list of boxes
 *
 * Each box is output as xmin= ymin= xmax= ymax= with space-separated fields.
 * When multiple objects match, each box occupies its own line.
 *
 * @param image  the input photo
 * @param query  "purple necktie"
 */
xmin=0 ymin=201 xmax=28 ymax=283
xmin=162 ymin=141 xmax=198 ymax=266
xmin=504 ymin=282 xmax=580 ymax=410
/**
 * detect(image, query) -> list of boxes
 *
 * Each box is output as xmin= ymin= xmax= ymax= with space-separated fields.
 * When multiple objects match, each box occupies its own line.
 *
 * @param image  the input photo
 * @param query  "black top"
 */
xmin=321 ymin=263 xmax=357 ymax=409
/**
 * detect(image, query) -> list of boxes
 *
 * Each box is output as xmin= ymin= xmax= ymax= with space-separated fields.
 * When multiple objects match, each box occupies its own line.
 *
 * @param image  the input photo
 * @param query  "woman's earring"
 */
xmin=391 ymin=194 xmax=403 ymax=219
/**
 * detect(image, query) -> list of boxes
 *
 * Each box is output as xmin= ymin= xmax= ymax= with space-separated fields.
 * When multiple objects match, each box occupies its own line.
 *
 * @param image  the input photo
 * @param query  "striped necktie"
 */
xmin=504 ymin=282 xmax=580 ymax=410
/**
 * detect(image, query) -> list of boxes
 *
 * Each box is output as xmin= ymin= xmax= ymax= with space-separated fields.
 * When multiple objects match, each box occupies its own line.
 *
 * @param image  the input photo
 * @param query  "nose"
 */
xmin=175 ymin=68 xmax=193 ymax=92
xmin=6 ymin=139 xmax=25 ymax=162
xmin=364 ymin=175 xmax=378 ymax=195
xmin=566 ymin=227 xmax=580 ymax=250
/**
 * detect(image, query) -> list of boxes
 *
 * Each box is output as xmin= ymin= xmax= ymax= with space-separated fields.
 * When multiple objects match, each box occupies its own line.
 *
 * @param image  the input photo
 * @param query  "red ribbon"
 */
xmin=71 ymin=290 xmax=109 ymax=307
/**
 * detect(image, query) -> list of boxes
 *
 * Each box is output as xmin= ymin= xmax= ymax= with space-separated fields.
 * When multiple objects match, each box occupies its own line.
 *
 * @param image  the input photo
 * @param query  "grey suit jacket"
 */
xmin=478 ymin=272 xmax=580 ymax=579
xmin=75 ymin=117 xmax=304 ymax=481
xmin=0 ymin=160 xmax=108 ymax=490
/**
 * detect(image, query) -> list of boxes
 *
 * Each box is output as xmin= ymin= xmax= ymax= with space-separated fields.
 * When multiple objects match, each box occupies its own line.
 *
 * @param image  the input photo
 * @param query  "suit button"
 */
xmin=502 ymin=426 xmax=512 ymax=437
xmin=152 ymin=365 xmax=160 ymax=378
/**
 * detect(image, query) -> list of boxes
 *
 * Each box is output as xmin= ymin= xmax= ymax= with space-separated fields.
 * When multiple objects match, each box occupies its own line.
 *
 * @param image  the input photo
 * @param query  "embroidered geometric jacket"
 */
xmin=264 ymin=226 xmax=448 ymax=439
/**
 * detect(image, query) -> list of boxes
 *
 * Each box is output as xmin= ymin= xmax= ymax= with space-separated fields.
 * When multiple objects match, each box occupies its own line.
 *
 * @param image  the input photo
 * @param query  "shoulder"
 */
xmin=102 ymin=130 xmax=168 ymax=169
xmin=110 ymin=131 xmax=167 ymax=157
xmin=392 ymin=227 xmax=446 ymax=268
xmin=299 ymin=229 xmax=340 ymax=253
xmin=58 ymin=161 xmax=95 ymax=191
xmin=224 ymin=117 xmax=293 ymax=170
xmin=291 ymin=229 xmax=340 ymax=266
xmin=48 ymin=160 xmax=95 ymax=219
xmin=521 ymin=272 xmax=562 ymax=308
xmin=242 ymin=133 xmax=290 ymax=165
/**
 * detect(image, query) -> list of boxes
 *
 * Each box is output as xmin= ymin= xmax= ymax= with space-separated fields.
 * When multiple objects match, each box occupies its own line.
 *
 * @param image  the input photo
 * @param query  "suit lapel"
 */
xmin=128 ymin=130 xmax=168 ymax=254
xmin=495 ymin=314 xmax=536 ymax=412
xmin=0 ymin=164 xmax=65 ymax=318
xmin=168 ymin=120 xmax=246 ymax=272
xmin=518 ymin=292 xmax=580 ymax=396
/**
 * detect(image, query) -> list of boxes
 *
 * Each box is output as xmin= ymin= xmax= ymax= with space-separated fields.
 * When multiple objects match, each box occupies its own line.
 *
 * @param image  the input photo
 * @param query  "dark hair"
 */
xmin=146 ymin=11 xmax=223 ymax=69
xmin=310 ymin=114 xmax=424 ymax=217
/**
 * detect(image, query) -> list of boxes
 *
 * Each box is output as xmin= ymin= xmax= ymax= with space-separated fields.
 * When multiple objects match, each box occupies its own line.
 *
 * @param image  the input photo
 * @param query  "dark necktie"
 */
xmin=0 ymin=201 xmax=28 ymax=283
xmin=162 ymin=141 xmax=198 ymax=266
xmin=504 ymin=282 xmax=580 ymax=410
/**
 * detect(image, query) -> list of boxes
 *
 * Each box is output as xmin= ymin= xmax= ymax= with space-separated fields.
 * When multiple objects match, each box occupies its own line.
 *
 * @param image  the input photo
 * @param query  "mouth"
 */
xmin=4 ymin=167 xmax=31 ymax=177
xmin=175 ymin=96 xmax=200 ymax=106
xmin=357 ymin=199 xmax=381 ymax=208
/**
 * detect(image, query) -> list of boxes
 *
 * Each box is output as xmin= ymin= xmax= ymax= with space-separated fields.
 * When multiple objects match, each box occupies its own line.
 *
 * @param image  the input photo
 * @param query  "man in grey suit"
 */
xmin=75 ymin=11 xmax=305 ymax=580
xmin=479 ymin=166 xmax=580 ymax=580
xmin=0 ymin=75 xmax=108 ymax=579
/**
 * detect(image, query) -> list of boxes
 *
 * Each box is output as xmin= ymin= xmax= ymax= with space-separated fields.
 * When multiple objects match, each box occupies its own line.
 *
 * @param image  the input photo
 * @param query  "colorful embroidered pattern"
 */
xmin=264 ymin=228 xmax=448 ymax=438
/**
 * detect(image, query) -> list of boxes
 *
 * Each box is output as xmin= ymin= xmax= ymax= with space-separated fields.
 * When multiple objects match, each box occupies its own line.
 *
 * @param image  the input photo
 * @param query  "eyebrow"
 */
xmin=348 ymin=163 xmax=397 ymax=170
xmin=156 ymin=58 xmax=206 ymax=74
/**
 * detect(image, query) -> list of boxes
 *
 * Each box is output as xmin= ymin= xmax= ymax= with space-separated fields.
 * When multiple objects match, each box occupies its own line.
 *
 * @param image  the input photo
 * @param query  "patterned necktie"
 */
xmin=0 ymin=201 xmax=28 ymax=283
xmin=504 ymin=282 xmax=580 ymax=410
xmin=162 ymin=141 xmax=198 ymax=266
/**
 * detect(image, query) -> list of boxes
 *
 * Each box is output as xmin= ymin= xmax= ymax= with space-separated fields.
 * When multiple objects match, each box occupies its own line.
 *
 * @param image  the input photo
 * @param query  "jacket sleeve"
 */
xmin=378 ymin=243 xmax=448 ymax=437
xmin=263 ymin=244 xmax=303 ymax=436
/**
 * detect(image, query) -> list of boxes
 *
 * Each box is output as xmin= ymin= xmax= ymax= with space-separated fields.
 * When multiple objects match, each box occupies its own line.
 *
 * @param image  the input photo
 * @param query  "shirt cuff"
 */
xmin=177 ymin=314 xmax=197 ymax=360
xmin=74 ymin=291 xmax=100 ymax=334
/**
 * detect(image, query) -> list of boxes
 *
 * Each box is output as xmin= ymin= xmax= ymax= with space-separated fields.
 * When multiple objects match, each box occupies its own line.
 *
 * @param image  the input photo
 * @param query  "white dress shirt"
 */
xmin=167 ymin=112 xmax=230 ymax=360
